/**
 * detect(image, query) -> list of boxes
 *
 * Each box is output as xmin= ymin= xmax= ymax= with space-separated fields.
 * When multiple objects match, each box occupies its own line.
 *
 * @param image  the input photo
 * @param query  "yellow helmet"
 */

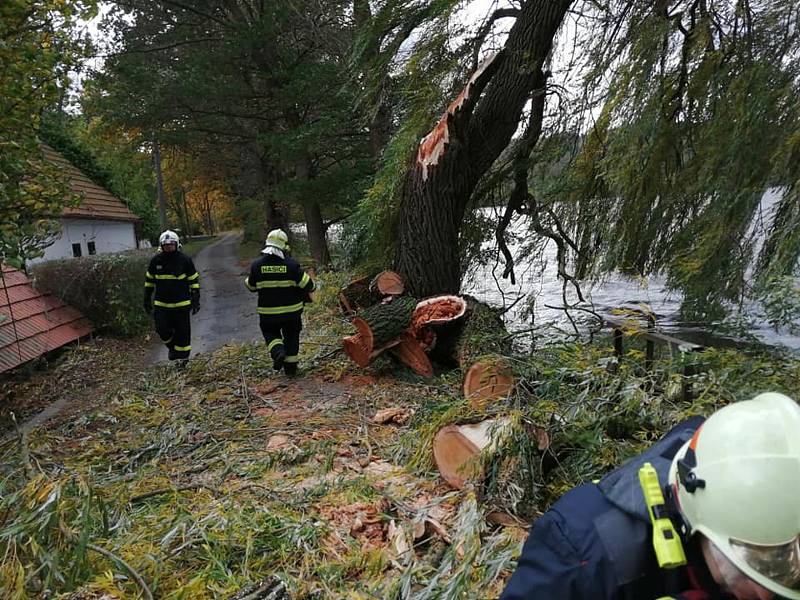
xmin=263 ymin=229 xmax=289 ymax=252
xmin=669 ymin=392 xmax=800 ymax=598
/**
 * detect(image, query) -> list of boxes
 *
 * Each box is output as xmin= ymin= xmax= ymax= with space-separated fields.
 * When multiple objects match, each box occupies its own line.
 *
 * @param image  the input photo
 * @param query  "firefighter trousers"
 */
xmin=259 ymin=314 xmax=302 ymax=375
xmin=154 ymin=307 xmax=192 ymax=360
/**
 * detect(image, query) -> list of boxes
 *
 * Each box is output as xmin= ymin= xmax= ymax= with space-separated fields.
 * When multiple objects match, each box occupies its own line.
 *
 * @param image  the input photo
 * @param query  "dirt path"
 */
xmin=149 ymin=232 xmax=261 ymax=363
xmin=6 ymin=234 xmax=263 ymax=440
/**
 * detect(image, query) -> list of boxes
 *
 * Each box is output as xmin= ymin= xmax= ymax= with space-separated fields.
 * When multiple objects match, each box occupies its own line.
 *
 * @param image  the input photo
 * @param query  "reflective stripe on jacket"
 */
xmin=145 ymin=251 xmax=199 ymax=309
xmin=245 ymin=254 xmax=314 ymax=319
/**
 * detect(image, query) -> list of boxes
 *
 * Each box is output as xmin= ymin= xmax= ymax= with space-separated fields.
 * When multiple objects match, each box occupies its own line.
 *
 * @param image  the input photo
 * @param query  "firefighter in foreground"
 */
xmin=245 ymin=229 xmax=315 ymax=375
xmin=143 ymin=230 xmax=200 ymax=361
xmin=501 ymin=392 xmax=800 ymax=600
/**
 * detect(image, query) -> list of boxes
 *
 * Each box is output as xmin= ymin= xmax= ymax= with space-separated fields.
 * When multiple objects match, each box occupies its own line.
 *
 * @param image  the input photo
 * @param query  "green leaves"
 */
xmin=0 ymin=0 xmax=96 ymax=264
xmin=545 ymin=0 xmax=800 ymax=321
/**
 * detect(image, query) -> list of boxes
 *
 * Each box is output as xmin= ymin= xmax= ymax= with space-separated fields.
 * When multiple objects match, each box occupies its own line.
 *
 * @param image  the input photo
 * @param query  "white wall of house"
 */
xmin=29 ymin=218 xmax=137 ymax=265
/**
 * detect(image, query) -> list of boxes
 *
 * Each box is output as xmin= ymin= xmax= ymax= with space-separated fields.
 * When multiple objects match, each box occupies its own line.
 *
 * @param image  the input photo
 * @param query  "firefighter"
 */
xmin=245 ymin=229 xmax=315 ymax=375
xmin=143 ymin=230 xmax=200 ymax=361
xmin=500 ymin=392 xmax=800 ymax=600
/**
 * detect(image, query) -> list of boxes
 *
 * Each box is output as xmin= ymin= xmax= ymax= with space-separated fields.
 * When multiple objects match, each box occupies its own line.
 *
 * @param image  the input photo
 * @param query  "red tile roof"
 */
xmin=41 ymin=144 xmax=140 ymax=223
xmin=0 ymin=264 xmax=93 ymax=373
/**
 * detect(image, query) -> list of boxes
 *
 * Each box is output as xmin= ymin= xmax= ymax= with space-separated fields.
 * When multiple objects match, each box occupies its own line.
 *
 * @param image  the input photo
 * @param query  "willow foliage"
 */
xmin=546 ymin=0 xmax=800 ymax=320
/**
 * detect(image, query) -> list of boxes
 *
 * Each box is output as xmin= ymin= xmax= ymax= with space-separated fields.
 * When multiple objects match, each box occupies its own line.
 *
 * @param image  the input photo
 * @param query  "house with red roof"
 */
xmin=29 ymin=144 xmax=141 ymax=264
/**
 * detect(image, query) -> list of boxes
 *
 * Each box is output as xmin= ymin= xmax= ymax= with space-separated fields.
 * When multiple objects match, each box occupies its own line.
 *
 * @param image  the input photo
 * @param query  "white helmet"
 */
xmin=159 ymin=230 xmax=180 ymax=248
xmin=262 ymin=229 xmax=289 ymax=252
xmin=669 ymin=392 xmax=800 ymax=598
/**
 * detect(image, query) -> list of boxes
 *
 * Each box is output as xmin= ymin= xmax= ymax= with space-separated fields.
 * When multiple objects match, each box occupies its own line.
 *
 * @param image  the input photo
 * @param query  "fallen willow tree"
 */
xmin=340 ymin=271 xmax=478 ymax=377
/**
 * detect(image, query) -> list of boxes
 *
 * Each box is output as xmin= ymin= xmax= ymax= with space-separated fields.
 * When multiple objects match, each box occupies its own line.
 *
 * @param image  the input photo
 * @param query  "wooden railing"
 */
xmin=606 ymin=315 xmax=704 ymax=401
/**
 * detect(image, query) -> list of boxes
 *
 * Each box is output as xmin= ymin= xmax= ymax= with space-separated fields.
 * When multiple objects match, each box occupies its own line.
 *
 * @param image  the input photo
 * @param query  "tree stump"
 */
xmin=433 ymin=418 xmax=511 ymax=489
xmin=463 ymin=360 xmax=515 ymax=410
xmin=426 ymin=296 xmax=510 ymax=368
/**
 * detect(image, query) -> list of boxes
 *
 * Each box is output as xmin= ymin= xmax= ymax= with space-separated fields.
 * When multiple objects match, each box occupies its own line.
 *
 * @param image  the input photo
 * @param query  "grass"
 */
xmin=2 ymin=267 xmax=800 ymax=598
xmin=182 ymin=235 xmax=219 ymax=258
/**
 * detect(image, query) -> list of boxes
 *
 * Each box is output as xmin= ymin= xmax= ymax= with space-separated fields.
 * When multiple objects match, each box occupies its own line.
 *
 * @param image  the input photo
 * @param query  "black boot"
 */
xmin=272 ymin=346 xmax=286 ymax=371
xmin=284 ymin=362 xmax=298 ymax=377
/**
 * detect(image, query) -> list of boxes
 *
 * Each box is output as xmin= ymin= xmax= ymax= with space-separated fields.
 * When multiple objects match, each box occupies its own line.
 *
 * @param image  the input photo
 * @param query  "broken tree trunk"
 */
xmin=342 ymin=296 xmax=417 ymax=366
xmin=427 ymin=296 xmax=510 ymax=368
xmin=433 ymin=418 xmax=511 ymax=489
xmin=463 ymin=360 xmax=515 ymax=410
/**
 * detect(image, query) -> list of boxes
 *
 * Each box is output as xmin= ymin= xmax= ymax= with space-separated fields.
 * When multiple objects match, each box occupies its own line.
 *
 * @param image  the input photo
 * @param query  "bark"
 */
xmin=342 ymin=296 xmax=417 ymax=367
xmin=296 ymin=156 xmax=331 ymax=266
xmin=394 ymin=0 xmax=573 ymax=297
xmin=356 ymin=296 xmax=416 ymax=347
xmin=302 ymin=200 xmax=331 ymax=266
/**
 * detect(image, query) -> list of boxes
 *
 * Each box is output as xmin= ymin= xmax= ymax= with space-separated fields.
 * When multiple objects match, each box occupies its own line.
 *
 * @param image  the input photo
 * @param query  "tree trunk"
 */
xmin=394 ymin=0 xmax=572 ymax=297
xmin=342 ymin=296 xmax=416 ymax=366
xmin=181 ymin=186 xmax=191 ymax=235
xmin=294 ymin=156 xmax=331 ymax=266
xmin=302 ymin=199 xmax=331 ymax=266
xmin=153 ymin=134 xmax=168 ymax=230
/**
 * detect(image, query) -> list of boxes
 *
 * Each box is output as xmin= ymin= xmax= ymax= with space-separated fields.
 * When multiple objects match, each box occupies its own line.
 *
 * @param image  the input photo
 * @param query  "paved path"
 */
xmin=150 ymin=233 xmax=261 ymax=362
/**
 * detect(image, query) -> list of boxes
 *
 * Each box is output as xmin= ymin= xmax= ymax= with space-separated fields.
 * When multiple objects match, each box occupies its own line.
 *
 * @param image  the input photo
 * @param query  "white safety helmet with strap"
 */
xmin=262 ymin=229 xmax=289 ymax=253
xmin=669 ymin=392 xmax=800 ymax=598
xmin=159 ymin=230 xmax=180 ymax=249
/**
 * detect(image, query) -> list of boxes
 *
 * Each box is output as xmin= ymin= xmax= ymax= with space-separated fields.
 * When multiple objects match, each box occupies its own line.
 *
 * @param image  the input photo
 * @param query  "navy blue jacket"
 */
xmin=500 ymin=417 xmax=729 ymax=600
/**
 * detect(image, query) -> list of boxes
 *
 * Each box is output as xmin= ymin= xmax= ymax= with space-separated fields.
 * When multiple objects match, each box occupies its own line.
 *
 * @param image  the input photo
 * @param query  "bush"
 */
xmin=33 ymin=251 xmax=153 ymax=337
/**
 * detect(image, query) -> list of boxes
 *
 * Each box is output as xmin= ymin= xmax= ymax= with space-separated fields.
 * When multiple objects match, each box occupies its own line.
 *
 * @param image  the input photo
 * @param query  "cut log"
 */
xmin=342 ymin=296 xmax=417 ymax=367
xmin=433 ymin=418 xmax=511 ymax=489
xmin=370 ymin=270 xmax=405 ymax=296
xmin=338 ymin=276 xmax=373 ymax=316
xmin=358 ymin=296 xmax=417 ymax=347
xmin=390 ymin=332 xmax=434 ymax=377
xmin=463 ymin=360 xmax=515 ymax=410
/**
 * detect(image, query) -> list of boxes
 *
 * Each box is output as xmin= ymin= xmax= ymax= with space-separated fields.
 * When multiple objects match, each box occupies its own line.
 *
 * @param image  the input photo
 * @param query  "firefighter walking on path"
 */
xmin=245 ymin=229 xmax=315 ymax=376
xmin=143 ymin=230 xmax=200 ymax=361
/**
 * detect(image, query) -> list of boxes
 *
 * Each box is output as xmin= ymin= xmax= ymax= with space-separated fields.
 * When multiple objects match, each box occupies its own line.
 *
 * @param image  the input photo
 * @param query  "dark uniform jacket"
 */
xmin=144 ymin=251 xmax=200 ymax=308
xmin=245 ymin=253 xmax=314 ymax=320
xmin=500 ymin=416 xmax=732 ymax=600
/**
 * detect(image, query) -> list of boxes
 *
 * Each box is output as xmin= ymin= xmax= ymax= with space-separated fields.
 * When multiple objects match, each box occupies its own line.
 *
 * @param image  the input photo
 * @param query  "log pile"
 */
xmin=340 ymin=272 xmax=468 ymax=377
xmin=339 ymin=272 xmax=538 ymax=497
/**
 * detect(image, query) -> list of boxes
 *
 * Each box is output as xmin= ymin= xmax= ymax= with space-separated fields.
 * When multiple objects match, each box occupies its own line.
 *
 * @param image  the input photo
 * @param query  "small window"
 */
xmin=71 ymin=243 xmax=82 ymax=258
xmin=87 ymin=242 xmax=96 ymax=255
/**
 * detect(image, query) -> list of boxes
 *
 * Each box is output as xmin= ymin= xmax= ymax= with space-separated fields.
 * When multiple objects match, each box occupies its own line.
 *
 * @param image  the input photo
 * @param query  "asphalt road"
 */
xmin=149 ymin=233 xmax=262 ymax=362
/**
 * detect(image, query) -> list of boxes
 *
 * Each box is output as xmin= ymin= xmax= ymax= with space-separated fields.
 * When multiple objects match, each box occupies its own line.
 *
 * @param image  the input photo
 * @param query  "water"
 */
xmin=462 ymin=194 xmax=800 ymax=352
xmin=317 ymin=189 xmax=798 ymax=351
